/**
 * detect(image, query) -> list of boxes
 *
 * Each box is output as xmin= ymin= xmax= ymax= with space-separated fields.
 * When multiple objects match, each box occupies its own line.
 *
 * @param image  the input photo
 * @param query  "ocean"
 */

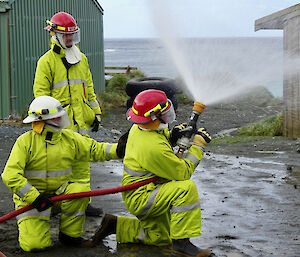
xmin=104 ymin=37 xmax=283 ymax=97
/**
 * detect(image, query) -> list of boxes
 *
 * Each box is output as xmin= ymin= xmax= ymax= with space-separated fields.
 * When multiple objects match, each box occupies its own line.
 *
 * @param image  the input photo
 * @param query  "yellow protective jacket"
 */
xmin=122 ymin=124 xmax=204 ymax=214
xmin=1 ymin=127 xmax=118 ymax=206
xmin=33 ymin=40 xmax=101 ymax=135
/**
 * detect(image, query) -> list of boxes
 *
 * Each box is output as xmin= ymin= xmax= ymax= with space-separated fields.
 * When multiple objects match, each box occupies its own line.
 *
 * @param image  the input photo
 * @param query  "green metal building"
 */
xmin=0 ymin=0 xmax=105 ymax=119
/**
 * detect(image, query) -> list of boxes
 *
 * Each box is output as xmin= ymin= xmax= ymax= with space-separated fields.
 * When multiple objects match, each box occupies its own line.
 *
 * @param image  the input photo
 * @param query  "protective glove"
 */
xmin=32 ymin=194 xmax=54 ymax=212
xmin=116 ymin=130 xmax=129 ymax=158
xmin=91 ymin=115 xmax=101 ymax=132
xmin=169 ymin=123 xmax=187 ymax=147
xmin=193 ymin=128 xmax=211 ymax=148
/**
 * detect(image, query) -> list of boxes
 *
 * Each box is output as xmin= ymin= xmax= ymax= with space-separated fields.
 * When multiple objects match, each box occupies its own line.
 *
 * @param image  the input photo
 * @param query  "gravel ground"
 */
xmin=0 ymin=91 xmax=300 ymax=257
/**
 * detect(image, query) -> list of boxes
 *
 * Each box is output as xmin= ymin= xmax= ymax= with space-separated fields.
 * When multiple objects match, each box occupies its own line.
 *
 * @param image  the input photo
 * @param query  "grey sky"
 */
xmin=98 ymin=0 xmax=300 ymax=38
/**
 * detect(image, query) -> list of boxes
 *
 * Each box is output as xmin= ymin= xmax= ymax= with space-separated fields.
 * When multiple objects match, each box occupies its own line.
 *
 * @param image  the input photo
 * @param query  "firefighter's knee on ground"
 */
xmin=144 ymin=228 xmax=172 ymax=246
xmin=18 ymin=218 xmax=51 ymax=252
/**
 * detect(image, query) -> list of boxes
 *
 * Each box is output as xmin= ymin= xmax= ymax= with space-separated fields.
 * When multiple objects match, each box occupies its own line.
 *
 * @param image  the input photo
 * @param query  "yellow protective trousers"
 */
xmin=117 ymin=180 xmax=201 ymax=246
xmin=15 ymin=182 xmax=89 ymax=252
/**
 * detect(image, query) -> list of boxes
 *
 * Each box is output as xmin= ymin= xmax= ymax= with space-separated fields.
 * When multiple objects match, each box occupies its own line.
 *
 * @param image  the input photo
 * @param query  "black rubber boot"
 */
xmin=85 ymin=204 xmax=103 ymax=217
xmin=59 ymin=232 xmax=93 ymax=247
xmin=172 ymin=239 xmax=212 ymax=257
xmin=92 ymin=214 xmax=117 ymax=244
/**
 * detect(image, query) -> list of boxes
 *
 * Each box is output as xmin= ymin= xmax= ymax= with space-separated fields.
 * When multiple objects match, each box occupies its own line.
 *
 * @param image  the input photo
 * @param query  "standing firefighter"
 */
xmin=33 ymin=12 xmax=102 ymax=216
xmin=92 ymin=89 xmax=213 ymax=257
xmin=1 ymin=96 xmax=123 ymax=252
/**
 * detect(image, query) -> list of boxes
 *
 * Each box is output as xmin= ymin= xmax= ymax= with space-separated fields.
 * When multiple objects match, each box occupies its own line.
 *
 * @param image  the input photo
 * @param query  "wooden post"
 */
xmin=255 ymin=4 xmax=300 ymax=138
xmin=283 ymin=18 xmax=300 ymax=138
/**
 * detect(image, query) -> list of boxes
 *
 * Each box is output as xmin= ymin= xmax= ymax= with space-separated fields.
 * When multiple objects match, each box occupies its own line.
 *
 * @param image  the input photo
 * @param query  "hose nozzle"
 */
xmin=176 ymin=101 xmax=206 ymax=158
xmin=193 ymin=101 xmax=206 ymax=114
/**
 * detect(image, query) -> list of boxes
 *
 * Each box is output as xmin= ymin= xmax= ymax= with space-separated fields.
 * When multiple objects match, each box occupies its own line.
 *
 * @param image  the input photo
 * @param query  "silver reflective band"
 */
xmin=16 ymin=183 xmax=33 ymax=198
xmin=137 ymin=185 xmax=161 ymax=219
xmin=69 ymin=79 xmax=87 ymax=86
xmin=53 ymin=79 xmax=87 ymax=89
xmin=105 ymin=144 xmax=112 ymax=160
xmin=170 ymin=201 xmax=200 ymax=214
xmin=194 ymin=145 xmax=205 ymax=152
xmin=138 ymin=227 xmax=145 ymax=242
xmin=89 ymin=100 xmax=99 ymax=107
xmin=24 ymin=167 xmax=72 ymax=178
xmin=61 ymin=211 xmax=85 ymax=217
xmin=124 ymin=166 xmax=154 ymax=177
xmin=16 ymin=209 xmax=51 ymax=220
xmin=186 ymin=153 xmax=200 ymax=167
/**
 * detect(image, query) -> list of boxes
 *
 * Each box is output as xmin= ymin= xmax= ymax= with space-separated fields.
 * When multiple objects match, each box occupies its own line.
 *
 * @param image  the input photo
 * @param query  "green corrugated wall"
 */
xmin=1 ymin=0 xmax=105 ymax=119
xmin=0 ymin=0 xmax=10 ymax=119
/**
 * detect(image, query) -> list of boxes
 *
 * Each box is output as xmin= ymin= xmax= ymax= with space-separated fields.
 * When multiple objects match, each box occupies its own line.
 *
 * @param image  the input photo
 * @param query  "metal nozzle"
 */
xmin=192 ymin=101 xmax=206 ymax=114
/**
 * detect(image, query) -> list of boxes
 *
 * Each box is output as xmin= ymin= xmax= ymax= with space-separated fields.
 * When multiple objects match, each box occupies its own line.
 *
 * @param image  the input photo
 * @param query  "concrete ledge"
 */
xmin=255 ymin=3 xmax=300 ymax=31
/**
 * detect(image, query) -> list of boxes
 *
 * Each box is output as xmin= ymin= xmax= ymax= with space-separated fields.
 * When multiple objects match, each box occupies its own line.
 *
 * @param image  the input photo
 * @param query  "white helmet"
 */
xmin=23 ymin=96 xmax=70 ymax=131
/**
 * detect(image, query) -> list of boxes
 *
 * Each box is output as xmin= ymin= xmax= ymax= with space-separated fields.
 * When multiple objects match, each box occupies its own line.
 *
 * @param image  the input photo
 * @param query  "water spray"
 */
xmin=176 ymin=101 xmax=206 ymax=158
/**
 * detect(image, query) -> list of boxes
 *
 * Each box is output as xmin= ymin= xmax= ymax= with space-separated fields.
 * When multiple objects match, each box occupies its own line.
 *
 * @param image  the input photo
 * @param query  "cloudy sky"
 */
xmin=98 ymin=0 xmax=300 ymax=38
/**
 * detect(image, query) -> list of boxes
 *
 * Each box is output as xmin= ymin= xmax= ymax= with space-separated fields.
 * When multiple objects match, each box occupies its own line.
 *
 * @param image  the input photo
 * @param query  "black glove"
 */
xmin=116 ymin=130 xmax=129 ymax=158
xmin=32 ymin=194 xmax=53 ymax=212
xmin=91 ymin=116 xmax=100 ymax=132
xmin=169 ymin=123 xmax=187 ymax=147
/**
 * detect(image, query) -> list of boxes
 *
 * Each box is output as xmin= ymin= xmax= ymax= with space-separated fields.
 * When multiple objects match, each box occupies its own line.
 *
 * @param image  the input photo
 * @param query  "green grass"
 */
xmin=211 ymin=112 xmax=284 ymax=145
xmin=98 ymin=70 xmax=145 ymax=112
xmin=211 ymin=135 xmax=264 ymax=145
xmin=238 ymin=112 xmax=283 ymax=136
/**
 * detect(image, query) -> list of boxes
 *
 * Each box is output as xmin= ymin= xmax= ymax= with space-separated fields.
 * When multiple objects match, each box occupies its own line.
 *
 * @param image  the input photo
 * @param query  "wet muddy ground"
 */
xmin=0 ymin=98 xmax=299 ymax=257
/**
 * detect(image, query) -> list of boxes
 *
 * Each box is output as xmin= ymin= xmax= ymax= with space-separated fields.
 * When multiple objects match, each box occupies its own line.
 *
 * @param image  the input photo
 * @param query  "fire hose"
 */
xmin=0 ymin=176 xmax=159 ymax=224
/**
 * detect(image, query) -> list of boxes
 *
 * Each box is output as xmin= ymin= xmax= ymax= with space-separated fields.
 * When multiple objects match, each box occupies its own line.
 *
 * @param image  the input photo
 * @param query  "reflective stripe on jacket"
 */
xmin=1 ymin=127 xmax=118 ymax=205
xmin=33 ymin=39 xmax=101 ymax=133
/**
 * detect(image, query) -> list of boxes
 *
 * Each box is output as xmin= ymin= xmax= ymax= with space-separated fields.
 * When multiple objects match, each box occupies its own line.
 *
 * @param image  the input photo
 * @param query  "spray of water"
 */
xmin=148 ymin=1 xmax=283 ymax=105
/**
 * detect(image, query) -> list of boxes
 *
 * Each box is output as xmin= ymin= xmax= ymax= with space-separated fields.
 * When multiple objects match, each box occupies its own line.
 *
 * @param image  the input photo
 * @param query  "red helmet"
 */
xmin=127 ymin=89 xmax=176 ymax=124
xmin=44 ymin=12 xmax=79 ymax=34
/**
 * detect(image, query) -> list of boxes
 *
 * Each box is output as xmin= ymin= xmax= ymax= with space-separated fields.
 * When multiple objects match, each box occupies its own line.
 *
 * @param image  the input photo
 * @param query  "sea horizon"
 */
xmin=104 ymin=37 xmax=283 ymax=97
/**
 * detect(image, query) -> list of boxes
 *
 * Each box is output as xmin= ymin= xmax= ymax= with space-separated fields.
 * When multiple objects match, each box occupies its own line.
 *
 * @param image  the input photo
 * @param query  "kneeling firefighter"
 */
xmin=1 ymin=96 xmax=125 ymax=252
xmin=91 ymin=89 xmax=213 ymax=257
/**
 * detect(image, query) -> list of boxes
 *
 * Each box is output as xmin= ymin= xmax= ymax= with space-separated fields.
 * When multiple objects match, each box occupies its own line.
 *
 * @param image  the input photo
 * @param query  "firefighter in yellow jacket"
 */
xmin=33 ymin=12 xmax=102 ymax=216
xmin=92 ymin=90 xmax=213 ymax=257
xmin=1 ymin=96 xmax=123 ymax=252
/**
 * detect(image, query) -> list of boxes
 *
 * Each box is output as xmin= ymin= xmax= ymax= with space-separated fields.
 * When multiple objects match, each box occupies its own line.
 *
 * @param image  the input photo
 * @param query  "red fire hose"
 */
xmin=0 ymin=176 xmax=159 ymax=224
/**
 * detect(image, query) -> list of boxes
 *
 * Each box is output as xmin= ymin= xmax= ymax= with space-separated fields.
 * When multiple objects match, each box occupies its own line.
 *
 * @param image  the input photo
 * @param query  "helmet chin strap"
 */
xmin=157 ymin=114 xmax=166 ymax=124
xmin=52 ymin=34 xmax=66 ymax=49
